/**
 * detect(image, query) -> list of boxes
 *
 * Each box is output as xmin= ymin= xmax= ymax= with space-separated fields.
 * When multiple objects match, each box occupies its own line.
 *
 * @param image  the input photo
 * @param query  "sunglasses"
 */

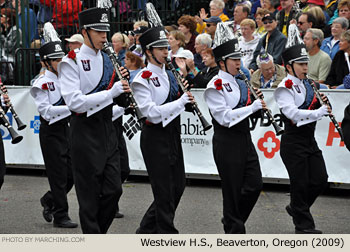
xmin=206 ymin=23 xmax=215 ymax=27
xmin=263 ymin=20 xmax=274 ymax=24
xmin=298 ymin=21 xmax=305 ymax=25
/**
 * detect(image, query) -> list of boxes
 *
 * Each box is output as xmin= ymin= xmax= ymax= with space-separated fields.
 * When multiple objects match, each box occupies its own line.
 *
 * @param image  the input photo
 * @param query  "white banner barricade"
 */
xmin=3 ymin=87 xmax=350 ymax=183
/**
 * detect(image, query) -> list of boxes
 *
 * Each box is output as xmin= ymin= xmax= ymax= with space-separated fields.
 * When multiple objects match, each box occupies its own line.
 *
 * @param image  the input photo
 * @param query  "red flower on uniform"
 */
xmin=141 ymin=70 xmax=152 ymax=79
xmin=214 ymin=79 xmax=223 ymax=90
xmin=285 ymin=79 xmax=293 ymax=89
xmin=68 ymin=50 xmax=77 ymax=64
xmin=42 ymin=83 xmax=48 ymax=90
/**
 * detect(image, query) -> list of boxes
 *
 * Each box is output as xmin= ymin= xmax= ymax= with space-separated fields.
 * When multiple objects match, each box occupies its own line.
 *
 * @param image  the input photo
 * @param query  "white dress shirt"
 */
xmin=58 ymin=44 xmax=123 ymax=117
xmin=204 ymin=70 xmax=262 ymax=128
xmin=31 ymin=70 xmax=71 ymax=124
xmin=131 ymin=62 xmax=189 ymax=127
xmin=274 ymin=74 xmax=328 ymax=126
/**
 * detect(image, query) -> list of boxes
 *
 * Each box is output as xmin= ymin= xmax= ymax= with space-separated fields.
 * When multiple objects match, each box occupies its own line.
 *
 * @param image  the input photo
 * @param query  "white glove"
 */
xmin=316 ymin=105 xmax=329 ymax=117
xmin=251 ymin=99 xmax=263 ymax=113
xmin=109 ymin=81 xmax=124 ymax=98
xmin=179 ymin=92 xmax=191 ymax=106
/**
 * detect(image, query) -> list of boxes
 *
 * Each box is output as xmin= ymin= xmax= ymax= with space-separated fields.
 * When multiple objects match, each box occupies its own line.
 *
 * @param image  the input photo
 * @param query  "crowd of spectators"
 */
xmin=2 ymin=0 xmax=350 ymax=89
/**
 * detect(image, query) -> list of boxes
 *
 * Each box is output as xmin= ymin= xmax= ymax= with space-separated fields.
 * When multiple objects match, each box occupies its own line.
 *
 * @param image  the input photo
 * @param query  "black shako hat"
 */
xmin=79 ymin=7 xmax=110 ymax=32
xmin=39 ymin=41 xmax=65 ymax=60
xmin=213 ymin=39 xmax=241 ymax=62
xmin=282 ymin=44 xmax=309 ymax=65
xmin=139 ymin=27 xmax=169 ymax=52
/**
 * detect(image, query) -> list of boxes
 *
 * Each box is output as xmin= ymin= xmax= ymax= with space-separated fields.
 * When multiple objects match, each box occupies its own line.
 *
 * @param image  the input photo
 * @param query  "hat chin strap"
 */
xmin=44 ymin=60 xmax=58 ymax=75
xmin=150 ymin=48 xmax=162 ymax=65
xmin=86 ymin=29 xmax=97 ymax=50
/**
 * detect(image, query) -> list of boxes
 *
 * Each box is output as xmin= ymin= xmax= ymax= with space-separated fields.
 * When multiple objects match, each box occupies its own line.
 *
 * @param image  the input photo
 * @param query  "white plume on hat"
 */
xmin=43 ymin=22 xmax=61 ymax=44
xmin=97 ymin=0 xmax=112 ymax=8
xmin=213 ymin=22 xmax=236 ymax=49
xmin=285 ymin=23 xmax=304 ymax=49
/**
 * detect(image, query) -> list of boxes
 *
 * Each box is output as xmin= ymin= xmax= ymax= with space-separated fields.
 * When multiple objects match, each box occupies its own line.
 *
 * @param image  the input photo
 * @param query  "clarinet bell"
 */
xmin=15 ymin=117 xmax=27 ymax=131
xmin=273 ymin=122 xmax=284 ymax=136
xmin=8 ymin=126 xmax=23 ymax=144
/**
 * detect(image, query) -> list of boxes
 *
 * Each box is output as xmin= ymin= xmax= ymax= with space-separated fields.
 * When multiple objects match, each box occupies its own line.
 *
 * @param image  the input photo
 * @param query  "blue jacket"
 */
xmin=320 ymin=36 xmax=340 ymax=60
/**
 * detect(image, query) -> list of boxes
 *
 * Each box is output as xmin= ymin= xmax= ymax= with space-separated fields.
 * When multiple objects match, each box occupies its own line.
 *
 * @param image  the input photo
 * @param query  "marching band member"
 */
xmin=203 ymin=24 xmax=266 ymax=234
xmin=30 ymin=39 xmax=77 ymax=228
xmin=59 ymin=7 xmax=130 ymax=234
xmin=112 ymin=105 xmax=130 ymax=219
xmin=274 ymin=24 xmax=330 ymax=234
xmin=0 ymin=85 xmax=10 ymax=190
xmin=131 ymin=26 xmax=194 ymax=234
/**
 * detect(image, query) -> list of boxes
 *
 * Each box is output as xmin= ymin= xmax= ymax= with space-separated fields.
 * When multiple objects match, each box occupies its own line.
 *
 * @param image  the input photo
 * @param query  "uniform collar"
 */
xmin=218 ymin=69 xmax=235 ymax=83
xmin=80 ymin=44 xmax=101 ymax=57
xmin=147 ymin=62 xmax=166 ymax=75
xmin=286 ymin=73 xmax=303 ymax=85
xmin=45 ymin=70 xmax=58 ymax=80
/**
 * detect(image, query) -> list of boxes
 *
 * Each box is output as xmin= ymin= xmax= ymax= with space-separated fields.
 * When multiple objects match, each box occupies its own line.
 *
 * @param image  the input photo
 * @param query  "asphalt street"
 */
xmin=0 ymin=170 xmax=349 ymax=234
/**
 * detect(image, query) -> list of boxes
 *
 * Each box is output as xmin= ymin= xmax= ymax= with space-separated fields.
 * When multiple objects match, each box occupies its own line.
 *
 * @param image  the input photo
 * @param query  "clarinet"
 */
xmin=238 ymin=70 xmax=284 ymax=136
xmin=0 ymin=105 xmax=23 ymax=144
xmin=165 ymin=58 xmax=212 ymax=131
xmin=102 ymin=42 xmax=146 ymax=122
xmin=308 ymin=78 xmax=345 ymax=141
xmin=0 ymin=78 xmax=26 ymax=130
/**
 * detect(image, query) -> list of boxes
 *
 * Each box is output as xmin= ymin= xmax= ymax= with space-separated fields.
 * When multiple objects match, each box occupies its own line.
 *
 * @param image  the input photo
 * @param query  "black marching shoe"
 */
xmin=115 ymin=211 xmax=124 ymax=218
xmin=295 ymin=228 xmax=323 ymax=234
xmin=53 ymin=219 xmax=78 ymax=228
xmin=285 ymin=204 xmax=296 ymax=217
xmin=40 ymin=197 xmax=53 ymax=223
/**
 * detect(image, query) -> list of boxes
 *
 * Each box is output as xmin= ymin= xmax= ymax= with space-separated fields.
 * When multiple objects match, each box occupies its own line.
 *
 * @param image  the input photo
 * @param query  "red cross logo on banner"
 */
xmin=257 ymin=131 xmax=280 ymax=159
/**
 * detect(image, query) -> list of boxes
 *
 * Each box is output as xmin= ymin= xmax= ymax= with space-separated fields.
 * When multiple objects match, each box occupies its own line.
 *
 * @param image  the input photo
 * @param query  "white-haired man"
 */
xmin=251 ymin=53 xmax=286 ymax=88
xmin=194 ymin=33 xmax=212 ymax=70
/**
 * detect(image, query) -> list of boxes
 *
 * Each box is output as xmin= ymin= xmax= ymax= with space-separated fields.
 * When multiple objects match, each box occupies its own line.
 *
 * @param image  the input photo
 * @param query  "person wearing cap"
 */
xmin=195 ymin=0 xmax=229 ymax=34
xmin=30 ymin=41 xmax=78 ymax=229
xmin=251 ymin=53 xmax=286 ymax=88
xmin=249 ymin=13 xmax=287 ymax=72
xmin=131 ymin=26 xmax=195 ymax=234
xmin=203 ymin=16 xmax=222 ymax=39
xmin=274 ymin=34 xmax=331 ymax=234
xmin=65 ymin=34 xmax=84 ymax=51
xmin=59 ymin=7 xmax=130 ymax=234
xmin=204 ymin=36 xmax=266 ymax=234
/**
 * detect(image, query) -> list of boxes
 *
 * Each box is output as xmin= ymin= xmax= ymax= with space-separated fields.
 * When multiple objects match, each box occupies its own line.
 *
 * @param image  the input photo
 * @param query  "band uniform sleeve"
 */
xmin=274 ymin=86 xmax=328 ymax=126
xmin=30 ymin=86 xmax=71 ymax=124
xmin=58 ymin=59 xmax=115 ymax=117
xmin=204 ymin=87 xmax=256 ymax=128
xmin=112 ymin=105 xmax=125 ymax=121
xmin=131 ymin=80 xmax=186 ymax=127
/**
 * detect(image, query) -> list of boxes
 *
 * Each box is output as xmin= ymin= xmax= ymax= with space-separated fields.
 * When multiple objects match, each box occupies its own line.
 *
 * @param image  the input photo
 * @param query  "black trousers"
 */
xmin=138 ymin=118 xmax=186 ymax=234
xmin=213 ymin=126 xmax=262 ymax=234
xmin=70 ymin=106 xmax=122 ymax=234
xmin=39 ymin=117 xmax=74 ymax=222
xmin=280 ymin=133 xmax=328 ymax=230
xmin=113 ymin=116 xmax=130 ymax=212
xmin=0 ymin=137 xmax=5 ymax=190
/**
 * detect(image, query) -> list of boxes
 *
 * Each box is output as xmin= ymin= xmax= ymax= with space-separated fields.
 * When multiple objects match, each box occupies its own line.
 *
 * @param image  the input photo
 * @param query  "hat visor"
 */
xmin=262 ymin=17 xmax=274 ymax=22
xmin=225 ymin=52 xmax=242 ymax=60
xmin=89 ymin=25 xmax=110 ymax=32
xmin=47 ymin=52 xmax=65 ymax=59
xmin=292 ymin=56 xmax=309 ymax=64
xmin=150 ymin=40 xmax=169 ymax=48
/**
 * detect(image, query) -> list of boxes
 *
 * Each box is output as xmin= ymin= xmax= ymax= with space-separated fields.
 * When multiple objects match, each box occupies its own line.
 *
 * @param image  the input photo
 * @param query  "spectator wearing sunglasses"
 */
xmin=203 ymin=16 xmax=222 ymax=40
xmin=296 ymin=12 xmax=316 ymax=38
xmin=248 ymin=13 xmax=287 ymax=72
